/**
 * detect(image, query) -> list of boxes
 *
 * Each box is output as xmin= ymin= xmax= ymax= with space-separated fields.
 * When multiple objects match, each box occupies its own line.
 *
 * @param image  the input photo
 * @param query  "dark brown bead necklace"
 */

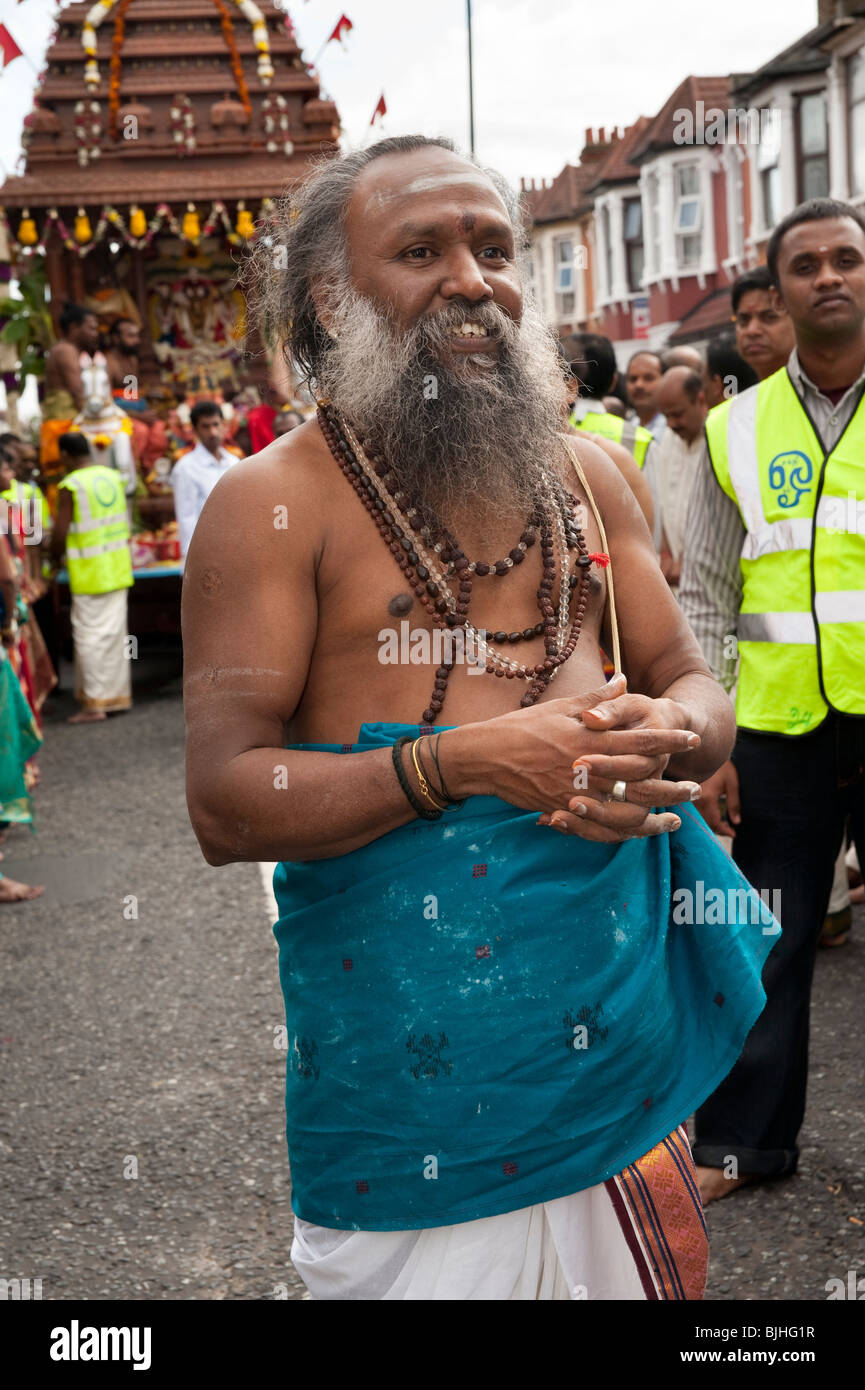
xmin=318 ymin=403 xmax=594 ymax=722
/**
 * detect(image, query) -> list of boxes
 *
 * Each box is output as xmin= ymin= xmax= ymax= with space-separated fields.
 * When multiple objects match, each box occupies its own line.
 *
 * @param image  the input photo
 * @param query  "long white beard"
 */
xmin=317 ymin=285 xmax=570 ymax=521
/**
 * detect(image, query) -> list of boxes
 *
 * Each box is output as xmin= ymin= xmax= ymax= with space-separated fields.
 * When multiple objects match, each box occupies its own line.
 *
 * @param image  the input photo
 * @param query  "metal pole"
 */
xmin=466 ymin=0 xmax=475 ymax=155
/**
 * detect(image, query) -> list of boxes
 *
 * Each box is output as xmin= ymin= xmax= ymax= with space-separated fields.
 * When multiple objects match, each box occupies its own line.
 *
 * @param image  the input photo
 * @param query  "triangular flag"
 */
xmin=0 ymin=23 xmax=23 ymax=68
xmin=370 ymin=93 xmax=387 ymax=126
xmin=326 ymin=14 xmax=353 ymax=48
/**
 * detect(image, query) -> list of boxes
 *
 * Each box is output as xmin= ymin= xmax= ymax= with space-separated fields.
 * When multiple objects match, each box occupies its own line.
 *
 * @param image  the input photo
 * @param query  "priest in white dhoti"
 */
xmin=50 ymin=433 xmax=133 ymax=723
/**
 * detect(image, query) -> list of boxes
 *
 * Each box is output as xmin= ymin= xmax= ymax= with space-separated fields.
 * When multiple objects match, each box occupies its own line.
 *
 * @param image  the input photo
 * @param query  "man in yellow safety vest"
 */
xmin=50 ymin=432 xmax=133 ymax=724
xmin=562 ymin=332 xmax=656 ymax=467
xmin=680 ymin=197 xmax=865 ymax=1204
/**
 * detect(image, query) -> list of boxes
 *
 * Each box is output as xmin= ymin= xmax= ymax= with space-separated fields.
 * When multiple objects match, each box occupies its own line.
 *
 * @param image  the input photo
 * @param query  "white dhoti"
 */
xmin=71 ymin=589 xmax=132 ymax=713
xmin=291 ymin=1127 xmax=708 ymax=1301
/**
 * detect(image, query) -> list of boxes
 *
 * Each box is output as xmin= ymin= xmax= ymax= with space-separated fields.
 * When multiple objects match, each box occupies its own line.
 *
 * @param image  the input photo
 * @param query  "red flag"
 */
xmin=0 ymin=23 xmax=23 ymax=68
xmin=326 ymin=14 xmax=353 ymax=47
xmin=370 ymin=93 xmax=387 ymax=126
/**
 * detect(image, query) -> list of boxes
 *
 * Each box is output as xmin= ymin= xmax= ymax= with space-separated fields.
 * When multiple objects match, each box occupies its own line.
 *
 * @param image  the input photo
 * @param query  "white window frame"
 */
xmin=622 ymin=194 xmax=644 ymax=293
xmin=552 ymin=233 xmax=577 ymax=322
xmin=723 ymin=144 xmax=746 ymax=271
xmin=796 ymin=88 xmax=830 ymax=203
xmin=673 ymin=162 xmax=703 ymax=271
xmin=554 ymin=235 xmax=575 ymax=295
xmin=643 ymin=169 xmax=662 ymax=278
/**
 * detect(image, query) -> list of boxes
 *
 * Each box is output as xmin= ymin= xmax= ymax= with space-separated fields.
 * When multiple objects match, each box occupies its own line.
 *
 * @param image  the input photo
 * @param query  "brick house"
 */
xmin=525 ymin=1 xmax=865 ymax=354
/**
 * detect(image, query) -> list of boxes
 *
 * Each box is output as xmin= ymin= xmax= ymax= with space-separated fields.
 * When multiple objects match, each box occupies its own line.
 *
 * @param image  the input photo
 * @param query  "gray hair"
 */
xmin=243 ymin=134 xmax=530 ymax=385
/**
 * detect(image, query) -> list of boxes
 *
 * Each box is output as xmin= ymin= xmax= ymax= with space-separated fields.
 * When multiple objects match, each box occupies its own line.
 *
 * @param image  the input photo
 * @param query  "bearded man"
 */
xmin=183 ymin=136 xmax=778 ymax=1302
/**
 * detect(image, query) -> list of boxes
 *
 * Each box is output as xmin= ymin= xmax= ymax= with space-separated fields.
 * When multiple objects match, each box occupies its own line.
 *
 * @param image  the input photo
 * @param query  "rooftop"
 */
xmin=631 ymin=75 xmax=730 ymax=162
xmin=0 ymin=0 xmax=340 ymax=210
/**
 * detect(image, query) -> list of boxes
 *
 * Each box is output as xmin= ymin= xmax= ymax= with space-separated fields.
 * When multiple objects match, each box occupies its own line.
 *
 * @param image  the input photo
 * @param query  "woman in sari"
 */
xmin=0 ymin=452 xmax=57 ymax=729
xmin=0 ymin=492 xmax=45 ymax=902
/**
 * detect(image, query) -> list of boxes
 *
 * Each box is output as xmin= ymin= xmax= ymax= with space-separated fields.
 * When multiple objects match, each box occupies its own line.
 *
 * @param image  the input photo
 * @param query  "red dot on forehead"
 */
xmin=457 ymin=213 xmax=476 ymax=233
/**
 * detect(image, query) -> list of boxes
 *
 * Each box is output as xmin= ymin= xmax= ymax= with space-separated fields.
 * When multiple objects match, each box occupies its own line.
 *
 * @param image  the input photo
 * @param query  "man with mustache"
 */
xmin=183 ymin=136 xmax=777 ymax=1300
xmin=680 ymin=197 xmax=865 ymax=1205
xmin=730 ymin=265 xmax=795 ymax=383
xmin=625 ymin=350 xmax=666 ymax=443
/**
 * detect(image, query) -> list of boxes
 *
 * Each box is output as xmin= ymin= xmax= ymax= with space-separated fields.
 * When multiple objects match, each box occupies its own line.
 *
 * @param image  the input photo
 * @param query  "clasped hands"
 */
xmin=537 ymin=672 xmax=703 ymax=843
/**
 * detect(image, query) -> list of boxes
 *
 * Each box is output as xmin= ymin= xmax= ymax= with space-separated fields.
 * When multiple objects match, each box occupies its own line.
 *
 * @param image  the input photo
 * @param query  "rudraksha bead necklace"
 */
xmin=318 ymin=403 xmax=597 ymax=722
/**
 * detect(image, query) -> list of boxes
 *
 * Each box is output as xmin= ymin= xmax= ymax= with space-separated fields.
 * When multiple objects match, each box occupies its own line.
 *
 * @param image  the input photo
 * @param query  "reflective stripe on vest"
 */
xmin=68 ymin=510 xmax=129 ymax=535
xmin=705 ymin=368 xmax=865 ymax=734
xmin=571 ymin=408 xmax=651 ymax=468
xmin=59 ymin=465 xmax=133 ymax=596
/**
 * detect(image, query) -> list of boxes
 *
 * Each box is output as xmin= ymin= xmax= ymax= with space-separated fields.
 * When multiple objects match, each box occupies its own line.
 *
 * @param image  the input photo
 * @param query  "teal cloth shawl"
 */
xmin=273 ymin=721 xmax=779 ymax=1231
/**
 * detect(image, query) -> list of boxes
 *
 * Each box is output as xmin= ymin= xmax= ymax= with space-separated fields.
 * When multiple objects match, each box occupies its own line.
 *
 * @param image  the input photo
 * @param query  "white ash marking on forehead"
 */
xmin=369 ymin=171 xmax=500 ymax=208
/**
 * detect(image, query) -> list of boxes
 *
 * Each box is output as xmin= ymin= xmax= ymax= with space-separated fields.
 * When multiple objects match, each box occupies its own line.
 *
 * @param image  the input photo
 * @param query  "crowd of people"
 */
xmin=558 ymin=217 xmax=862 ymax=1209
xmin=0 ymin=304 xmax=312 ymax=905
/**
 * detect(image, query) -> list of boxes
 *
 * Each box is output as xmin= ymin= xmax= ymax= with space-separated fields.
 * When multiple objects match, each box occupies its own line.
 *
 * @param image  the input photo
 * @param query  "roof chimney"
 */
xmin=818 ymin=1 xmax=859 ymax=18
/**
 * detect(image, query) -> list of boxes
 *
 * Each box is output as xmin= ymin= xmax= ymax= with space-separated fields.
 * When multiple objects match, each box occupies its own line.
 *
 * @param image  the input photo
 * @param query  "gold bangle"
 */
xmin=410 ymin=738 xmax=447 ymax=811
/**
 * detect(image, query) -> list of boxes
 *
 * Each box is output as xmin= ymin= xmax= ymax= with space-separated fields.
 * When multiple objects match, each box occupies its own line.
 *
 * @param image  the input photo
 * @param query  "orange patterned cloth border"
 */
xmin=605 ymin=1125 xmax=708 ymax=1300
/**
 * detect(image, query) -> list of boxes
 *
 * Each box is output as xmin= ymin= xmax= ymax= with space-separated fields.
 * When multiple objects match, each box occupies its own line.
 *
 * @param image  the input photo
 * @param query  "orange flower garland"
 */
xmin=211 ymin=0 xmax=252 ymax=119
xmin=108 ymin=0 xmax=135 ymax=139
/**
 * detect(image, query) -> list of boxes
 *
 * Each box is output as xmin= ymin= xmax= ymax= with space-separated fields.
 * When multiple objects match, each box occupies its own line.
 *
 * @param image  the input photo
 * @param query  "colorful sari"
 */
xmin=1 ymin=523 xmax=56 ymax=724
xmin=0 ymin=647 xmax=42 ymax=826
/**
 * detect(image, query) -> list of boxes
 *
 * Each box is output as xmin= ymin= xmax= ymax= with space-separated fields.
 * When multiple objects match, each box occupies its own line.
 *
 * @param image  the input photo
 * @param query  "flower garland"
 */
xmin=231 ymin=0 xmax=274 ymax=85
xmin=82 ymin=0 xmax=120 ymax=89
xmin=84 ymin=0 xmax=274 ymax=96
xmin=261 ymin=94 xmax=293 ymax=156
xmin=107 ymin=0 xmax=136 ymax=138
xmin=212 ymin=0 xmax=252 ymax=117
xmin=0 ymin=200 xmax=272 ymax=259
xmin=74 ymin=100 xmax=103 ymax=168
xmin=169 ymin=96 xmax=197 ymax=155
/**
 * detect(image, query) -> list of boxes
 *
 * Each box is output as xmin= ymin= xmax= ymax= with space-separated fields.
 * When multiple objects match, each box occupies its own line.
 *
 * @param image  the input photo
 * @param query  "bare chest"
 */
xmin=289 ymin=479 xmax=610 ymax=741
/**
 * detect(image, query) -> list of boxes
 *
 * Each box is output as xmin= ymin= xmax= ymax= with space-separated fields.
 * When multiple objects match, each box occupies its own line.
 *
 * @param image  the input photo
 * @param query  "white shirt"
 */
xmin=638 ymin=410 xmax=667 ymax=445
xmin=171 ymin=441 xmax=238 ymax=557
xmin=655 ymin=427 xmax=704 ymax=567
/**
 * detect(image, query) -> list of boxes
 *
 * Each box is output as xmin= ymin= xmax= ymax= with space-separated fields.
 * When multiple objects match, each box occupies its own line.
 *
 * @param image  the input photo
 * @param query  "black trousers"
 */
xmin=692 ymin=711 xmax=865 ymax=1177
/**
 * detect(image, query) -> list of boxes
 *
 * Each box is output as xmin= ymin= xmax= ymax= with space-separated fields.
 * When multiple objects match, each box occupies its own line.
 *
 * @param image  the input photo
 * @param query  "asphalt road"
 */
xmin=1 ymin=644 xmax=862 ymax=1301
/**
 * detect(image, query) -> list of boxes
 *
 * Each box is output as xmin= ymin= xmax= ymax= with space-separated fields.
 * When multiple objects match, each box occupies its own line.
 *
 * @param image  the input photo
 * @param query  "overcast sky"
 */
xmin=0 ymin=0 xmax=819 ymax=190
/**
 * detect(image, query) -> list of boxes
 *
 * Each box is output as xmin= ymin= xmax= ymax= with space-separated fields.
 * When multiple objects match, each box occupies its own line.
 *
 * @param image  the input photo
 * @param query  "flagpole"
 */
xmin=466 ymin=0 xmax=475 ymax=155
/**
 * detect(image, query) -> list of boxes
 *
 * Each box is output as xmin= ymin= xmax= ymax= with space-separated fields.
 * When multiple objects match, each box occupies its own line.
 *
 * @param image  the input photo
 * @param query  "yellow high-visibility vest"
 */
xmin=1 ymin=478 xmax=50 ymax=528
xmin=58 ymin=464 xmax=132 ymax=596
xmin=705 ymin=368 xmax=865 ymax=735
xmin=571 ymin=407 xmax=652 ymax=468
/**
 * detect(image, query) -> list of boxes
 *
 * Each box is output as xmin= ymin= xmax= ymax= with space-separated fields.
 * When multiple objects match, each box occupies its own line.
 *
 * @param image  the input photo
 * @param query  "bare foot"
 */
xmin=67 ymin=709 xmax=107 ymax=724
xmin=696 ymin=1165 xmax=759 ymax=1206
xmin=0 ymin=875 xmax=45 ymax=902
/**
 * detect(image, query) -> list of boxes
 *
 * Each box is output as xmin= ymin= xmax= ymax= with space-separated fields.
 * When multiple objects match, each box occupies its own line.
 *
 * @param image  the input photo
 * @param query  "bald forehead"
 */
xmin=349 ymin=148 xmax=509 ymax=219
xmin=659 ymin=366 xmax=693 ymax=399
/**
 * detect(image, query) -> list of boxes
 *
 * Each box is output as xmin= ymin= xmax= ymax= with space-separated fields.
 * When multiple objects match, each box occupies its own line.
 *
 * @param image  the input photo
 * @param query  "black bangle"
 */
xmin=391 ymin=736 xmax=442 ymax=820
xmin=431 ymin=733 xmax=466 ymax=808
